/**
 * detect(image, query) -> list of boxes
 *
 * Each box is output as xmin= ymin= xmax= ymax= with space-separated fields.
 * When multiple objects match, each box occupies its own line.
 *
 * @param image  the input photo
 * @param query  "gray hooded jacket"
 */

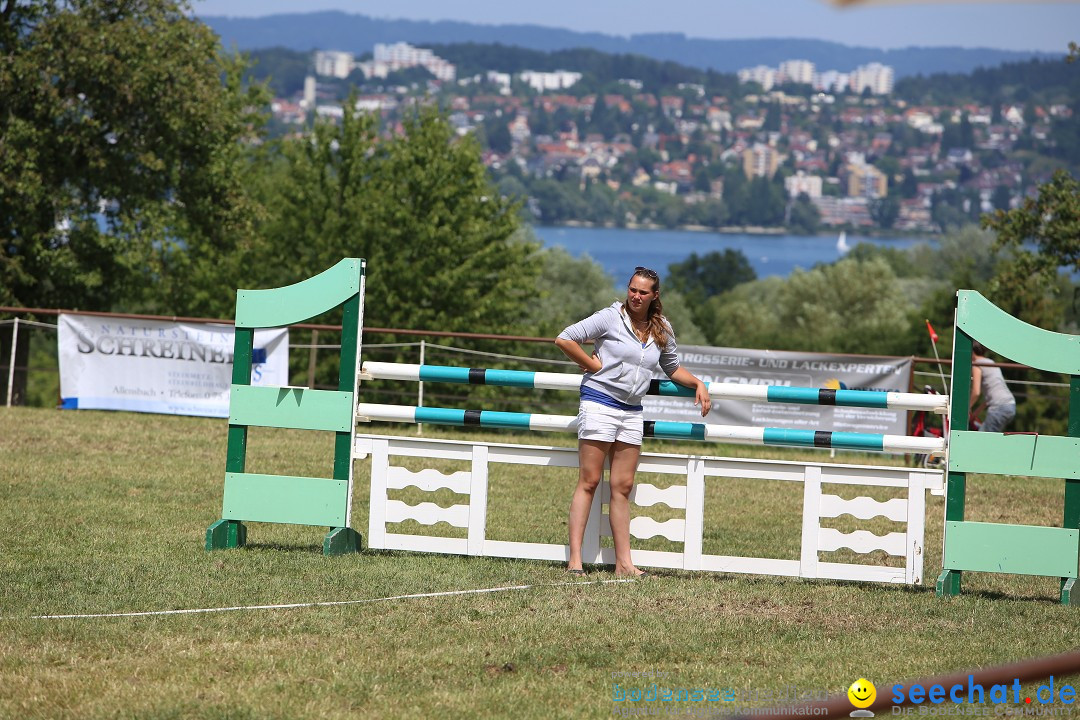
xmin=558 ymin=301 xmax=681 ymax=406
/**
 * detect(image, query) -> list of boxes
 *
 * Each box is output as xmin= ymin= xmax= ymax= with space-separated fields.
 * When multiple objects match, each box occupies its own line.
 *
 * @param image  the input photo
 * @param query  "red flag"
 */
xmin=925 ymin=320 xmax=939 ymax=344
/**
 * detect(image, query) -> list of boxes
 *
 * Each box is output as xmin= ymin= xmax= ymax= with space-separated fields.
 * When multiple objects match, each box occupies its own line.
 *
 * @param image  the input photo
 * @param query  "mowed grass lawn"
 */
xmin=2 ymin=406 xmax=1078 ymax=719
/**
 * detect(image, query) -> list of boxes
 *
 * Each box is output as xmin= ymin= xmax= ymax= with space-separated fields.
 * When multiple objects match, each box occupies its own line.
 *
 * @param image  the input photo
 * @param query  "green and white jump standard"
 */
xmin=206 ymin=258 xmax=366 ymax=556
xmin=937 ymin=290 xmax=1080 ymax=606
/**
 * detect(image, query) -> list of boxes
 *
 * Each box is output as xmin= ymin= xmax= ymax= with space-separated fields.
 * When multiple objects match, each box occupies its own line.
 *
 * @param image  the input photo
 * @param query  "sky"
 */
xmin=193 ymin=0 xmax=1080 ymax=53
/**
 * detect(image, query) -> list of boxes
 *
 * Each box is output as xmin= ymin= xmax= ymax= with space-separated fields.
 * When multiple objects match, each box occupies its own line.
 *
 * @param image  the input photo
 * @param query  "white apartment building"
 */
xmin=737 ymin=65 xmax=776 ymax=91
xmin=356 ymin=42 xmax=456 ymax=82
xmin=519 ymin=70 xmax=582 ymax=92
xmin=814 ymin=70 xmax=849 ymax=93
xmin=778 ymin=60 xmax=815 ymax=86
xmin=742 ymin=60 xmax=894 ymax=95
xmin=486 ymin=71 xmax=512 ymax=94
xmin=314 ymin=50 xmax=355 ymax=79
xmin=850 ymin=63 xmax=894 ymax=95
xmin=302 ymin=75 xmax=317 ymax=108
xmin=784 ymin=171 xmax=823 ymax=199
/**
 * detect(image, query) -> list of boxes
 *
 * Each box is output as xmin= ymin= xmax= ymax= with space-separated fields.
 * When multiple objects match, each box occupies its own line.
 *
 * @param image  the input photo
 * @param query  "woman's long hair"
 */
xmin=624 ymin=268 xmax=669 ymax=347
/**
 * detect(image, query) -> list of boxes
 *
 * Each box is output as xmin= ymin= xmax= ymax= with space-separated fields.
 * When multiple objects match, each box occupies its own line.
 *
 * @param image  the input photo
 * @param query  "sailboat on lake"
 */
xmin=837 ymin=230 xmax=851 ymax=255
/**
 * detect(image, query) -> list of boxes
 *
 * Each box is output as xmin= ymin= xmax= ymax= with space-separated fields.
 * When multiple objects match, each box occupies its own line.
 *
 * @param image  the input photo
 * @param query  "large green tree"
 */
xmin=983 ymin=169 xmax=1080 ymax=328
xmin=0 ymin=0 xmax=266 ymax=404
xmin=666 ymin=249 xmax=757 ymax=332
xmin=251 ymin=102 xmax=539 ymax=336
xmin=0 ymin=0 xmax=267 ymax=313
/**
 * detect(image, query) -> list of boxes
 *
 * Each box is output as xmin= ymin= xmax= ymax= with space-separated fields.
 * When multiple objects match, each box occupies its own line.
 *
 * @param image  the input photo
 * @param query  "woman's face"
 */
xmin=626 ymin=273 xmax=658 ymax=317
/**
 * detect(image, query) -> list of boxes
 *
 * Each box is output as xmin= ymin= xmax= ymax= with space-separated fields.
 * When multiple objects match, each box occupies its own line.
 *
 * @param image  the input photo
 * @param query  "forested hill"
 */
xmin=201 ymin=11 xmax=1057 ymax=78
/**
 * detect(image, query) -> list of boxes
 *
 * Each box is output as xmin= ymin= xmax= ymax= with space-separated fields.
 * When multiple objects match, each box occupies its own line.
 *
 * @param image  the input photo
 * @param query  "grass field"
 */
xmin=2 ymin=406 xmax=1078 ymax=719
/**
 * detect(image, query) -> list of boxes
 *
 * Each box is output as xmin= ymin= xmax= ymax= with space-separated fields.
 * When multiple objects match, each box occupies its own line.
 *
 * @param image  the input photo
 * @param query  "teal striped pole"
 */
xmin=355 ymin=403 xmax=945 ymax=454
xmin=361 ymin=362 xmax=945 ymax=412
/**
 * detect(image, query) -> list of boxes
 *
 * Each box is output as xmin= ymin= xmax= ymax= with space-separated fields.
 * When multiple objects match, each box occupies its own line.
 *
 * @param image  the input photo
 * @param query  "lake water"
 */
xmin=531 ymin=225 xmax=934 ymax=283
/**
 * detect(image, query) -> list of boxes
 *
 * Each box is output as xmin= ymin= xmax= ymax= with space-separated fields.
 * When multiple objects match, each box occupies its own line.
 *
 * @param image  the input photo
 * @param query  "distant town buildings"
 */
xmin=742 ymin=143 xmax=782 ymax=179
xmin=314 ymin=50 xmax=354 ymax=79
xmin=784 ymin=171 xmax=823 ymax=199
xmin=316 ymin=43 xmax=456 ymax=82
xmin=849 ymin=63 xmax=894 ymax=96
xmin=778 ymin=60 xmax=815 ymax=86
xmin=846 ymin=161 xmax=889 ymax=199
xmin=363 ymin=42 xmax=455 ymax=81
xmin=519 ymin=70 xmax=583 ymax=93
xmin=738 ymin=58 xmax=894 ymax=95
xmin=737 ymin=65 xmax=778 ymax=92
xmin=274 ymin=44 xmax=1064 ymax=234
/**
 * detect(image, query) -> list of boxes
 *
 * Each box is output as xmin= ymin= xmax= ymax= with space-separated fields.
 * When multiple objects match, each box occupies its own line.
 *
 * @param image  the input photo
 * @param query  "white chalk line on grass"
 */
xmin=24 ymin=578 xmax=634 ymax=620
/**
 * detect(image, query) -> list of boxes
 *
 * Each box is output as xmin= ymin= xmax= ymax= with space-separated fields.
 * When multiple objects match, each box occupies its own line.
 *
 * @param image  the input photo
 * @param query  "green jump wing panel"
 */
xmin=949 ymin=431 xmax=1080 ymax=480
xmin=235 ymin=258 xmax=363 ymax=329
xmin=956 ymin=290 xmax=1080 ymax=375
xmin=229 ymin=386 xmax=355 ymax=433
xmin=944 ymin=521 xmax=1079 ymax=578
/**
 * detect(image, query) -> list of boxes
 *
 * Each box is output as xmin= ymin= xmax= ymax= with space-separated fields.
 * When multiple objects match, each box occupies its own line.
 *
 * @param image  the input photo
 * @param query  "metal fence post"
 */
xmin=6 ymin=318 xmax=18 ymax=408
xmin=307 ymin=328 xmax=319 ymax=388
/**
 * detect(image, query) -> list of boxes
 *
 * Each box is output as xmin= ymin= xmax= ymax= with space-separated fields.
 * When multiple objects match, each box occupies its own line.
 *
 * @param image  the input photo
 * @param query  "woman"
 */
xmin=970 ymin=341 xmax=1016 ymax=433
xmin=554 ymin=267 xmax=711 ymax=578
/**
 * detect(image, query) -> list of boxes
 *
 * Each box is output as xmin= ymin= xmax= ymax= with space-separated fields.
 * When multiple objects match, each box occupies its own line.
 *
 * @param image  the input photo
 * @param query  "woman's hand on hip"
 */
xmin=581 ymin=351 xmax=602 ymax=374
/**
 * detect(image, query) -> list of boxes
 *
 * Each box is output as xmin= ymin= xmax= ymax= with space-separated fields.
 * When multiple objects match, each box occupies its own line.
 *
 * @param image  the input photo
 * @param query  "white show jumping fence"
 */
xmin=357 ymin=434 xmax=942 ymax=584
xmin=355 ymin=362 xmax=948 ymax=585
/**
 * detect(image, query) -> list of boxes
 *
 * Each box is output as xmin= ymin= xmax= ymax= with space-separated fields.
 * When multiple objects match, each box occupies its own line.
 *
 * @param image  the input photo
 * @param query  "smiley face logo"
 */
xmin=848 ymin=678 xmax=876 ymax=709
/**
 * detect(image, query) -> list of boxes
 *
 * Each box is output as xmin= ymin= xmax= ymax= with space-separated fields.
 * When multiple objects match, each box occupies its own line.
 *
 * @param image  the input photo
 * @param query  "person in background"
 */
xmin=555 ymin=267 xmax=711 ymax=578
xmin=970 ymin=341 xmax=1016 ymax=432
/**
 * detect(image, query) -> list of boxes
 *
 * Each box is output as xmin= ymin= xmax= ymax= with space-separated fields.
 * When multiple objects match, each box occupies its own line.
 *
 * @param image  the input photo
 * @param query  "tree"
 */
xmin=666 ymin=249 xmax=756 ymax=331
xmin=983 ymin=169 xmax=1080 ymax=327
xmin=900 ymin=169 xmax=919 ymax=199
xmin=251 ymin=102 xmax=540 ymax=337
xmin=0 ymin=0 xmax=267 ymax=312
xmin=764 ymin=103 xmax=782 ymax=132
xmin=990 ymin=185 xmax=1012 ymax=212
xmin=788 ymin=193 xmax=821 ymax=235
xmin=522 ymin=246 xmax=616 ymax=337
xmin=0 ymin=0 xmax=268 ymax=403
xmin=701 ymin=258 xmax=915 ymax=355
xmin=745 ymin=176 xmax=785 ymax=226
xmin=870 ymin=196 xmax=901 ymax=229
xmin=484 ymin=117 xmax=513 ymax=154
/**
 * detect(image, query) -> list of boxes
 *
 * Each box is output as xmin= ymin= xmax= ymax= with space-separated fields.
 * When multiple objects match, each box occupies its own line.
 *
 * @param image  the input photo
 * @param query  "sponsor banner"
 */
xmin=58 ymin=314 xmax=289 ymax=418
xmin=644 ymin=345 xmax=912 ymax=435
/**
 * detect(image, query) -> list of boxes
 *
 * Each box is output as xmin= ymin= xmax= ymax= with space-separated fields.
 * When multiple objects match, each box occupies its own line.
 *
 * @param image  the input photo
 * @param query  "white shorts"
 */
xmin=577 ymin=400 xmax=643 ymax=446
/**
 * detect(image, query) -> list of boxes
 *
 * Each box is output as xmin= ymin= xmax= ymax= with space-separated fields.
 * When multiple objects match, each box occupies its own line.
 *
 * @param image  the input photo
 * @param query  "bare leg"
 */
xmin=608 ymin=441 xmax=643 ymax=577
xmin=567 ymin=439 xmax=609 ymax=571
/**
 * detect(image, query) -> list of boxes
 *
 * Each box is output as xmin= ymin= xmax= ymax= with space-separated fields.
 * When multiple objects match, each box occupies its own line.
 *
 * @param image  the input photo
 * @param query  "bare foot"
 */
xmin=614 ymin=565 xmax=647 ymax=578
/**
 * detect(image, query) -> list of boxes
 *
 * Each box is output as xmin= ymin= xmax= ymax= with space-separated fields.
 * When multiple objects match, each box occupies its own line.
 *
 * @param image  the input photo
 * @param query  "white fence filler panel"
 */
xmin=356 ymin=434 xmax=944 ymax=585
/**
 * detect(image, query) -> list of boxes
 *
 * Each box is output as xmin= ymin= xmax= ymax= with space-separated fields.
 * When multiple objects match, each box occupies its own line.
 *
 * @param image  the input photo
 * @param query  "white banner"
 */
xmin=645 ymin=345 xmax=913 ymax=435
xmin=58 ymin=314 xmax=289 ymax=418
